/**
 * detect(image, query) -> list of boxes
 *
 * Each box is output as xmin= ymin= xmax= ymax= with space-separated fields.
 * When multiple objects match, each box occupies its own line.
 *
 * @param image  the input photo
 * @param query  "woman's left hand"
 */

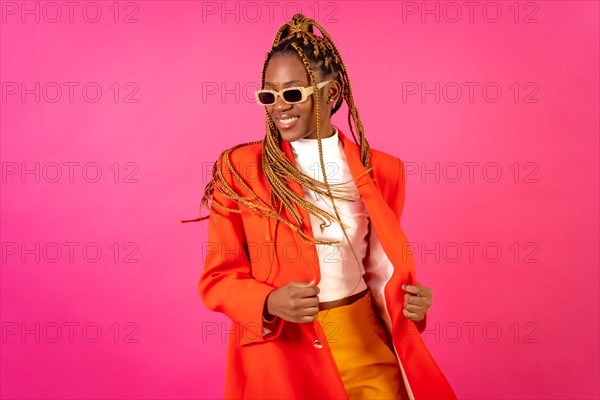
xmin=402 ymin=284 xmax=432 ymax=321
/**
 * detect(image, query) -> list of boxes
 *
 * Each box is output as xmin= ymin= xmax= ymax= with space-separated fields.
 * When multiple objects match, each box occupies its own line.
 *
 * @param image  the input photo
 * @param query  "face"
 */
xmin=262 ymin=53 xmax=340 ymax=142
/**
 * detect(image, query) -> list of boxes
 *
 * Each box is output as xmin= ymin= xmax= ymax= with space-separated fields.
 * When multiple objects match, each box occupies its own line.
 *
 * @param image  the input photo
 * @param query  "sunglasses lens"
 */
xmin=257 ymin=92 xmax=275 ymax=105
xmin=283 ymin=89 xmax=303 ymax=103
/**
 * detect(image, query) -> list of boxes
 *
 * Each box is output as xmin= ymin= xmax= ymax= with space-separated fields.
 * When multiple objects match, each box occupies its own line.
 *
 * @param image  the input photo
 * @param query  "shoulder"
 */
xmin=220 ymin=140 xmax=263 ymax=159
xmin=362 ymin=145 xmax=408 ymax=218
xmin=214 ymin=140 xmax=263 ymax=172
xmin=207 ymin=140 xmax=265 ymax=196
xmin=370 ymin=146 xmax=403 ymax=167
xmin=368 ymin=145 xmax=406 ymax=182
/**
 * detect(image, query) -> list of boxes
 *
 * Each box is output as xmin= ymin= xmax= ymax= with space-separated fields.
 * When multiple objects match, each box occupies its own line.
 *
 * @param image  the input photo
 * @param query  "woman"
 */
xmin=183 ymin=14 xmax=457 ymax=400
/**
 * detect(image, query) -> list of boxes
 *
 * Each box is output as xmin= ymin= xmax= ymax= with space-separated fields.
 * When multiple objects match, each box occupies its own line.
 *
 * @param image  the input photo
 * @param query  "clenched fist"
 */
xmin=402 ymin=283 xmax=432 ymax=321
xmin=265 ymin=279 xmax=320 ymax=323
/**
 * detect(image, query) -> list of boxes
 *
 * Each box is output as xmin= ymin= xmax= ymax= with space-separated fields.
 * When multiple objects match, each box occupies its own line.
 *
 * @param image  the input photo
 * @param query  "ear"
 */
xmin=327 ymin=80 xmax=342 ymax=103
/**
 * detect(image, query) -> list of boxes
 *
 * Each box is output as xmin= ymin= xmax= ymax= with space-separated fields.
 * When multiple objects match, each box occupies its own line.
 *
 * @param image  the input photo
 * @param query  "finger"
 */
xmin=293 ymin=287 xmax=320 ymax=299
xmin=300 ymin=306 xmax=320 ymax=317
xmin=404 ymin=303 xmax=427 ymax=313
xmin=286 ymin=307 xmax=319 ymax=320
xmin=294 ymin=297 xmax=320 ymax=309
xmin=403 ymin=284 xmax=431 ymax=297
xmin=291 ymin=279 xmax=316 ymax=287
xmin=405 ymin=294 xmax=431 ymax=307
xmin=403 ymin=308 xmax=424 ymax=321
xmin=402 ymin=284 xmax=419 ymax=294
xmin=295 ymin=314 xmax=318 ymax=323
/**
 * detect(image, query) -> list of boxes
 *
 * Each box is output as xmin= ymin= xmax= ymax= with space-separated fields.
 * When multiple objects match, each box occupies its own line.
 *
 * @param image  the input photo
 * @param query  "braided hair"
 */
xmin=184 ymin=14 xmax=373 ymax=250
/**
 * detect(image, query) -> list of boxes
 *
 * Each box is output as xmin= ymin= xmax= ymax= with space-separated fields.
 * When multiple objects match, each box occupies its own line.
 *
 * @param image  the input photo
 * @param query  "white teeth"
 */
xmin=280 ymin=116 xmax=298 ymax=123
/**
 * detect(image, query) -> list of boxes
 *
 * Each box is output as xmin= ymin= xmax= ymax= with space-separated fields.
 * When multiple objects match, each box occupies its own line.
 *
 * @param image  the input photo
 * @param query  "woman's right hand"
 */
xmin=265 ymin=279 xmax=320 ymax=323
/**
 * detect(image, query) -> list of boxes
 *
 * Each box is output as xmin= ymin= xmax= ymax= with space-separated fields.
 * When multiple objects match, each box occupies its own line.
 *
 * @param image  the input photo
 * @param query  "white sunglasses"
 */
xmin=255 ymin=80 xmax=331 ymax=106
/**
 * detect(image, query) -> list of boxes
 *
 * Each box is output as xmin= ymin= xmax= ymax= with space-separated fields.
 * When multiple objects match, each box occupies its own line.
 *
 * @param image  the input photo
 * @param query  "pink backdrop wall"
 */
xmin=1 ymin=1 xmax=598 ymax=399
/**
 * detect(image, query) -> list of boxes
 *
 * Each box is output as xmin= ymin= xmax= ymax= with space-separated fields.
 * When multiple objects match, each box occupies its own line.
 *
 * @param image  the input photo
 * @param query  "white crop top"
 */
xmin=289 ymin=127 xmax=369 ymax=302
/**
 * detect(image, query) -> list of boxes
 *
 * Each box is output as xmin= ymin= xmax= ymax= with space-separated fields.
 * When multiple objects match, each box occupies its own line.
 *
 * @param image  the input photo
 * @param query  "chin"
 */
xmin=279 ymin=128 xmax=305 ymax=142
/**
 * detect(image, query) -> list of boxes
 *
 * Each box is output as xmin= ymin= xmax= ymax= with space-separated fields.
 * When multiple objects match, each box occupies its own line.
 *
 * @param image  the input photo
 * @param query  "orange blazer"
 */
xmin=198 ymin=127 xmax=457 ymax=399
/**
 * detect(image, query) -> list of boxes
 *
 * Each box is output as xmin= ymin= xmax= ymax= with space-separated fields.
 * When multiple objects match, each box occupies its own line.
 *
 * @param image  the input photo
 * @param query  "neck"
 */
xmin=289 ymin=127 xmax=339 ymax=155
xmin=303 ymin=125 xmax=336 ymax=140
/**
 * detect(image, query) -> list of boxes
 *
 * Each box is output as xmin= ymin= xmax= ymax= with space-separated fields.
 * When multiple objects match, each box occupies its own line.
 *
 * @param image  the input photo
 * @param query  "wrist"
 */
xmin=263 ymin=296 xmax=277 ymax=323
xmin=262 ymin=312 xmax=278 ymax=323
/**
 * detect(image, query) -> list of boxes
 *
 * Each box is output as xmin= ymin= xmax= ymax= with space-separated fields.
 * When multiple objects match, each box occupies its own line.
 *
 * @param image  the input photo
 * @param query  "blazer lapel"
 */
xmin=278 ymin=127 xmax=414 ymax=285
xmin=337 ymin=128 xmax=415 ymax=284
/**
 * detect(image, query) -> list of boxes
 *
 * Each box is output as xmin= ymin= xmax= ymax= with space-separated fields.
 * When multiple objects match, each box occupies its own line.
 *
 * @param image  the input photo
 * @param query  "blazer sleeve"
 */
xmin=392 ymin=158 xmax=427 ymax=334
xmin=198 ymin=152 xmax=284 ymax=345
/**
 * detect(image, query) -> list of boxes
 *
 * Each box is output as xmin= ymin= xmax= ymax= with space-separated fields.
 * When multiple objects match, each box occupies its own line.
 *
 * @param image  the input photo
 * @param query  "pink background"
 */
xmin=1 ymin=1 xmax=598 ymax=399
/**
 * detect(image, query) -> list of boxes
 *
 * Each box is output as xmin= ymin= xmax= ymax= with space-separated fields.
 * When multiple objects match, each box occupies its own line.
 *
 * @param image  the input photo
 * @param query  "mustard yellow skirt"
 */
xmin=316 ymin=292 xmax=409 ymax=400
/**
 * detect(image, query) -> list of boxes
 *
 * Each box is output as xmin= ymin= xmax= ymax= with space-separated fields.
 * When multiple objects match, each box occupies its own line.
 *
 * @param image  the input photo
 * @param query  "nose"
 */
xmin=273 ymin=92 xmax=292 ymax=111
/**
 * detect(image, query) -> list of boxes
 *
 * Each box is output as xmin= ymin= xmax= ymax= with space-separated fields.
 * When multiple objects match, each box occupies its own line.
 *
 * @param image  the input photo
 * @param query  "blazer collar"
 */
xmin=279 ymin=125 xmax=380 ymax=188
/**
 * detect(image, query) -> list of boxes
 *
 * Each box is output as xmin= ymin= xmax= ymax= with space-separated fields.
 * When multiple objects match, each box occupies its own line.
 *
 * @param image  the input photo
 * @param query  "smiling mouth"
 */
xmin=275 ymin=116 xmax=299 ymax=129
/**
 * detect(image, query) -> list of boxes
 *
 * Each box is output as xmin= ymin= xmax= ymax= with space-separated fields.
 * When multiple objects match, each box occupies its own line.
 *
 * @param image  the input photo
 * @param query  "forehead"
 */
xmin=264 ymin=54 xmax=310 ymax=87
